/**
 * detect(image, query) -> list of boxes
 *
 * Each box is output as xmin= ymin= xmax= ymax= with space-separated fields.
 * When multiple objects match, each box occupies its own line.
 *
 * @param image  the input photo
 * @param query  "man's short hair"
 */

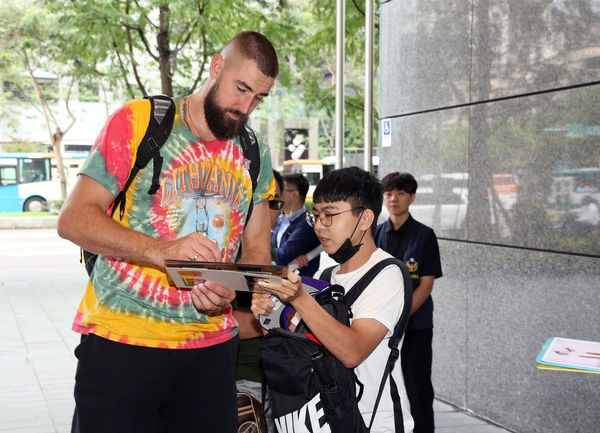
xmin=273 ymin=169 xmax=284 ymax=193
xmin=226 ymin=31 xmax=279 ymax=78
xmin=380 ymin=172 xmax=418 ymax=195
xmin=313 ymin=166 xmax=382 ymax=235
xmin=283 ymin=173 xmax=309 ymax=201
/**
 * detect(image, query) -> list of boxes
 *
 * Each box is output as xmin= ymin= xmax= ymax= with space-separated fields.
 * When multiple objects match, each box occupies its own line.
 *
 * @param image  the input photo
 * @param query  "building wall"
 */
xmin=378 ymin=1 xmax=600 ymax=432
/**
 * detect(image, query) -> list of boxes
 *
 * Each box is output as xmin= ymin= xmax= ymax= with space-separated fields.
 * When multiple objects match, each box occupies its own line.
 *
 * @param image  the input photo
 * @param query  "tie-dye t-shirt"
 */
xmin=72 ymin=98 xmax=275 ymax=349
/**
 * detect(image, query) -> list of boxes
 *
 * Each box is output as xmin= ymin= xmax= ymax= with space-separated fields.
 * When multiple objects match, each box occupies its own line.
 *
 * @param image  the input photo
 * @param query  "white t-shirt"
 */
xmin=316 ymin=248 xmax=414 ymax=433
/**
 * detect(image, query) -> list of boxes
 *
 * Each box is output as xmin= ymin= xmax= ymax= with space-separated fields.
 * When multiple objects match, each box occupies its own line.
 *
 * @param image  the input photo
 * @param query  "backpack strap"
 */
xmin=366 ymin=259 xmax=412 ymax=433
xmin=342 ymin=257 xmax=402 ymax=310
xmin=324 ymin=257 xmax=411 ymax=432
xmin=320 ymin=265 xmax=336 ymax=283
xmin=81 ymin=95 xmax=175 ymax=275
xmin=238 ymin=125 xmax=260 ymax=224
xmin=112 ymin=94 xmax=175 ymax=220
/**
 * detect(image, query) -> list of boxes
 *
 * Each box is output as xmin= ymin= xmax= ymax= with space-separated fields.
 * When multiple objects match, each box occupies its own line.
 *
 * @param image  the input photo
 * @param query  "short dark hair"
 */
xmin=283 ymin=173 xmax=309 ymax=201
xmin=273 ymin=169 xmax=284 ymax=193
xmin=228 ymin=31 xmax=279 ymax=78
xmin=380 ymin=172 xmax=418 ymax=194
xmin=313 ymin=166 xmax=382 ymax=235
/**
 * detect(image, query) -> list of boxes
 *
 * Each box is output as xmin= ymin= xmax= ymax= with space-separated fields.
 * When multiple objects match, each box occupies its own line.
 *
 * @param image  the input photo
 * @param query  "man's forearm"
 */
xmin=238 ymin=247 xmax=271 ymax=265
xmin=238 ymin=205 xmax=272 ymax=265
xmin=58 ymin=201 xmax=163 ymax=265
xmin=233 ymin=310 xmax=263 ymax=339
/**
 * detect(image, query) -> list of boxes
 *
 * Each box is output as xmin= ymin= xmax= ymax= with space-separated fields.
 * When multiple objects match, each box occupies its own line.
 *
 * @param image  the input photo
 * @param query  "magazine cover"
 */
xmin=536 ymin=337 xmax=600 ymax=373
xmin=165 ymin=260 xmax=287 ymax=292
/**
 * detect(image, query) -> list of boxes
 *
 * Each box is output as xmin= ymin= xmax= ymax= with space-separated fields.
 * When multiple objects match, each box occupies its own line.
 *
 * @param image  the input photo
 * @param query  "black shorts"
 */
xmin=72 ymin=333 xmax=239 ymax=433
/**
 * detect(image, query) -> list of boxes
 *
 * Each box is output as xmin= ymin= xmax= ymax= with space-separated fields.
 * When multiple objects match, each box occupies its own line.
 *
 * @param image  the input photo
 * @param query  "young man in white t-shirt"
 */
xmin=252 ymin=166 xmax=414 ymax=433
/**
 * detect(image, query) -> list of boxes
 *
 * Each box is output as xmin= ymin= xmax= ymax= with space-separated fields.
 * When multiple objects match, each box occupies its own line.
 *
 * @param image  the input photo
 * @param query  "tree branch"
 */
xmin=119 ymin=1 xmax=158 ymax=62
xmin=351 ymin=0 xmax=365 ymax=16
xmin=112 ymin=40 xmax=136 ymax=99
xmin=134 ymin=25 xmax=159 ymax=61
xmin=132 ymin=0 xmax=159 ymax=31
xmin=174 ymin=2 xmax=205 ymax=51
xmin=175 ymin=20 xmax=199 ymax=52
xmin=350 ymin=0 xmax=380 ymax=30
xmin=126 ymin=26 xmax=148 ymax=95
xmin=23 ymin=49 xmax=57 ymax=137
xmin=62 ymin=77 xmax=77 ymax=136
xmin=189 ymin=27 xmax=208 ymax=92
xmin=13 ymin=81 xmax=43 ymax=116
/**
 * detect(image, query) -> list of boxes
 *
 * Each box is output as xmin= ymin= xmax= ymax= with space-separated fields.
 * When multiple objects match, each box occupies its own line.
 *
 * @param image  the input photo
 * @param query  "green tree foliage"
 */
xmin=0 ymin=0 xmax=78 ymax=199
xmin=46 ymin=0 xmax=302 ymax=98
xmin=46 ymin=0 xmax=377 ymax=154
xmin=3 ymin=0 xmax=378 ymax=164
xmin=278 ymin=0 xmax=379 ymax=155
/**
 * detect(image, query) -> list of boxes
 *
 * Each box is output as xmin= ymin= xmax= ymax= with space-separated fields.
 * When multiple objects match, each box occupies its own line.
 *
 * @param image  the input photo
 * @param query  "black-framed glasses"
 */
xmin=269 ymin=199 xmax=284 ymax=211
xmin=305 ymin=207 xmax=365 ymax=227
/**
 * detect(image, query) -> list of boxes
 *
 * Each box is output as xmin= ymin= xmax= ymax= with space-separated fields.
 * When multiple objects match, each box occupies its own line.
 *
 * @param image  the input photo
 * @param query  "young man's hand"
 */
xmin=251 ymin=292 xmax=276 ymax=319
xmin=288 ymin=254 xmax=309 ymax=270
xmin=256 ymin=270 xmax=303 ymax=303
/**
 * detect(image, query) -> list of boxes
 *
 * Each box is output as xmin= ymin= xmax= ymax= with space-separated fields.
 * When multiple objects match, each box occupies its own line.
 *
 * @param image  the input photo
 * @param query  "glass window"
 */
xmin=0 ymin=166 xmax=17 ymax=186
xmin=18 ymin=158 xmax=51 ymax=183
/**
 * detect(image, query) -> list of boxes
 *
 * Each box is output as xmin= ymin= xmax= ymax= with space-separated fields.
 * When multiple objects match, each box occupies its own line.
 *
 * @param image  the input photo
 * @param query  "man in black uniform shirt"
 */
xmin=375 ymin=172 xmax=442 ymax=433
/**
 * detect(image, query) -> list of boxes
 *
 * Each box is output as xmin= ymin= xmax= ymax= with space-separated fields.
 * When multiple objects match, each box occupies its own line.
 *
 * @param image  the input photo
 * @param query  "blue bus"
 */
xmin=0 ymin=152 xmax=87 ymax=213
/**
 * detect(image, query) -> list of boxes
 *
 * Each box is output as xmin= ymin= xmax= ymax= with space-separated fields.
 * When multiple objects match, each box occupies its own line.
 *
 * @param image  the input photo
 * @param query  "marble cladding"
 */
xmin=377 ymin=107 xmax=469 ymax=238
xmin=379 ymin=0 xmax=472 ymax=116
xmin=380 ymin=0 xmax=600 ymax=115
xmin=471 ymin=0 xmax=600 ymax=102
xmin=378 ymin=84 xmax=600 ymax=257
xmin=430 ymin=241 xmax=468 ymax=407
xmin=379 ymin=1 xmax=600 ymax=431
xmin=432 ymin=242 xmax=600 ymax=433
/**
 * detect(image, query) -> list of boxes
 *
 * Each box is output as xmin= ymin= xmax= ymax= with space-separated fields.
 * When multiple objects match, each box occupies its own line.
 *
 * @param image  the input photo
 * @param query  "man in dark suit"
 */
xmin=271 ymin=173 xmax=321 ymax=276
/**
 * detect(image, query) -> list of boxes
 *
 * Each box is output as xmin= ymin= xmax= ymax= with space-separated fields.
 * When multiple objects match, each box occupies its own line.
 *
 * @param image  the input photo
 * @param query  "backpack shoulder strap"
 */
xmin=343 ymin=257 xmax=403 ymax=309
xmin=112 ymin=94 xmax=175 ymax=219
xmin=239 ymin=126 xmax=260 ymax=223
xmin=239 ymin=125 xmax=260 ymax=191
xmin=367 ymin=259 xmax=412 ymax=432
xmin=320 ymin=265 xmax=337 ymax=283
xmin=320 ymin=257 xmax=410 ymax=431
xmin=81 ymin=95 xmax=175 ymax=275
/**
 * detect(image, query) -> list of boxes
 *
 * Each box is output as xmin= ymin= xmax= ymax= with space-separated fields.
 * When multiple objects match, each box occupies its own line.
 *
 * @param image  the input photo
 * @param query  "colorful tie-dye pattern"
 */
xmin=72 ymin=98 xmax=275 ymax=349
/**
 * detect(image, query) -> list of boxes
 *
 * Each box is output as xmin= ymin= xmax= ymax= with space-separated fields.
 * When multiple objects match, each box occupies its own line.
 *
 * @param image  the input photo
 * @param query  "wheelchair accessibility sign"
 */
xmin=382 ymin=118 xmax=392 ymax=147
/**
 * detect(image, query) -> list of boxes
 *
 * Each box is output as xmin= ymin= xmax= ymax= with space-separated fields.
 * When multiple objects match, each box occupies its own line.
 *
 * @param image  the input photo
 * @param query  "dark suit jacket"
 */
xmin=271 ymin=211 xmax=321 ymax=277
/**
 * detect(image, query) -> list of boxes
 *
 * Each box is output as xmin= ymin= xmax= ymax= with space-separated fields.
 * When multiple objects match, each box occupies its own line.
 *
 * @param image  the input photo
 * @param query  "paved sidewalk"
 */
xmin=0 ymin=228 xmax=513 ymax=432
xmin=0 ymin=215 xmax=58 ymax=229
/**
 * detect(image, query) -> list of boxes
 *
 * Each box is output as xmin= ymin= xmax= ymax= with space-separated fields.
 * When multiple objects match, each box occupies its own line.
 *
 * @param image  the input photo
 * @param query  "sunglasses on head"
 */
xmin=269 ymin=199 xmax=284 ymax=211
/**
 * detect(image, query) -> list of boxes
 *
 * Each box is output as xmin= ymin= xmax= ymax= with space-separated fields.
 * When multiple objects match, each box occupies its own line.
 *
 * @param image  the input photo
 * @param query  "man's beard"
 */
xmin=203 ymin=78 xmax=249 ymax=140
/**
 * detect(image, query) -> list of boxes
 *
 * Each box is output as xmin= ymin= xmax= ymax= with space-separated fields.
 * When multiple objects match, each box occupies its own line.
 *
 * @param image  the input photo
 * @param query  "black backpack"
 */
xmin=261 ymin=257 xmax=412 ymax=433
xmin=81 ymin=94 xmax=260 ymax=275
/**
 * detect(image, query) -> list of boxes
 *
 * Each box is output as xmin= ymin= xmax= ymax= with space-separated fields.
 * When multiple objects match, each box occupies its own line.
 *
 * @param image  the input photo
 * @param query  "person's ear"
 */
xmin=409 ymin=193 xmax=416 ymax=205
xmin=360 ymin=209 xmax=375 ymax=231
xmin=210 ymin=54 xmax=225 ymax=78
